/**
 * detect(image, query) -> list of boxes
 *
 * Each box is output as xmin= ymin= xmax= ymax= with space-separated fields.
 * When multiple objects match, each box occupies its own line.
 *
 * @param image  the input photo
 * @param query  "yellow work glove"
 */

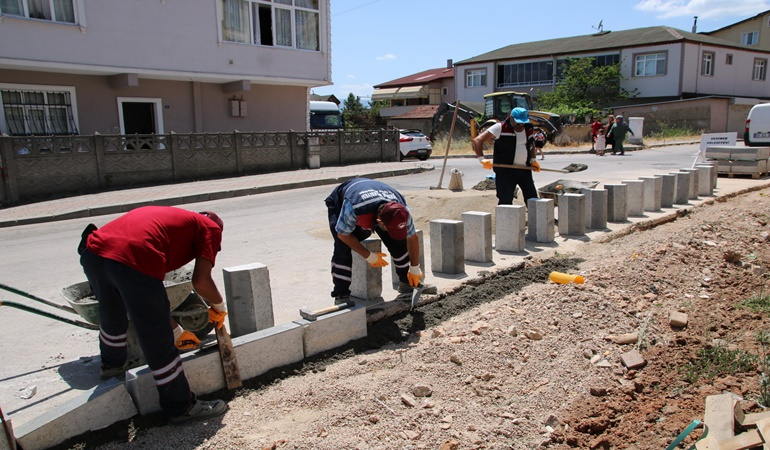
xmin=365 ymin=251 xmax=388 ymax=268
xmin=478 ymin=156 xmax=493 ymax=170
xmin=529 ymin=159 xmax=541 ymax=172
xmin=407 ymin=265 xmax=423 ymax=287
xmin=208 ymin=302 xmax=227 ymax=330
xmin=174 ymin=327 xmax=200 ymax=351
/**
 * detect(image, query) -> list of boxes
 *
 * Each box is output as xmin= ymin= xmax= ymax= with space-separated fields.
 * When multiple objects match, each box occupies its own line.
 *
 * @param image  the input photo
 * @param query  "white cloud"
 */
xmin=634 ymin=0 xmax=769 ymax=20
xmin=346 ymin=74 xmax=356 ymax=79
xmin=376 ymin=54 xmax=397 ymax=61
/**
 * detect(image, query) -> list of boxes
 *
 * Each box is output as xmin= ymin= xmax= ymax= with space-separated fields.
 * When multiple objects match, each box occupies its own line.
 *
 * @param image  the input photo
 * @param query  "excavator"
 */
xmin=429 ymin=91 xmax=561 ymax=144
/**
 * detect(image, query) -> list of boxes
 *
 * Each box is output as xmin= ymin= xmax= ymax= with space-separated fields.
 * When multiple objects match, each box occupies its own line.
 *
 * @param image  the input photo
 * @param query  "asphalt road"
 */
xmin=0 ymin=143 xmax=717 ymax=426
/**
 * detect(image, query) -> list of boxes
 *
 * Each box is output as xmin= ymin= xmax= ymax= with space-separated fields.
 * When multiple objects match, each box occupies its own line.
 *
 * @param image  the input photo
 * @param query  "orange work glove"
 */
xmin=529 ymin=159 xmax=541 ymax=172
xmin=174 ymin=328 xmax=200 ymax=351
xmin=365 ymin=251 xmax=388 ymax=268
xmin=208 ymin=302 xmax=227 ymax=330
xmin=478 ymin=157 xmax=493 ymax=170
xmin=407 ymin=265 xmax=423 ymax=287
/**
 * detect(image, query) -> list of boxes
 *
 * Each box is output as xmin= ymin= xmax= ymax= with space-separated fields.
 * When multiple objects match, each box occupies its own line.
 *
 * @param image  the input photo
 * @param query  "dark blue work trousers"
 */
xmin=494 ymin=168 xmax=539 ymax=205
xmin=80 ymin=250 xmax=193 ymax=417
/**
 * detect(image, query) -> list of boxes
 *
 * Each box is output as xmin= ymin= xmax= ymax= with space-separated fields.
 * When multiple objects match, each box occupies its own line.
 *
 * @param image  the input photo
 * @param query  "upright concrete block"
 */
xmin=679 ymin=168 xmax=699 ymax=200
xmin=581 ymin=188 xmax=607 ymax=230
xmin=657 ymin=174 xmax=676 ymax=208
xmin=351 ymin=237 xmax=382 ymax=300
xmin=639 ymin=176 xmax=662 ymax=212
xmin=605 ymin=184 xmax=628 ymax=222
xmin=557 ymin=193 xmax=586 ymax=236
xmin=390 ymin=229 xmax=425 ymax=289
xmin=223 ymin=262 xmax=274 ymax=338
xmin=673 ymin=172 xmax=690 ymax=205
xmin=695 ymin=165 xmax=713 ymax=196
xmin=495 ymin=205 xmax=526 ymax=252
xmin=462 ymin=211 xmax=493 ymax=263
xmin=293 ymin=304 xmax=367 ymax=357
xmin=621 ymin=180 xmax=645 ymax=217
xmin=126 ymin=322 xmax=305 ymax=415
xmin=16 ymin=378 xmax=138 ymax=450
xmin=430 ymin=219 xmax=465 ymax=274
xmin=526 ymin=198 xmax=555 ymax=243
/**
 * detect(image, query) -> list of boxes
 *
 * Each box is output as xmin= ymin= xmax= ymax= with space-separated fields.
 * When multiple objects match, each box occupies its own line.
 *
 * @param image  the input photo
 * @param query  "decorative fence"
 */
xmin=0 ymin=130 xmax=398 ymax=206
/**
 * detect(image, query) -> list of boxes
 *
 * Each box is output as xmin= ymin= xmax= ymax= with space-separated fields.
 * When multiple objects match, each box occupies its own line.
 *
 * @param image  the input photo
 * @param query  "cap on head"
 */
xmin=510 ymin=107 xmax=530 ymax=124
xmin=616 ymin=115 xmax=624 ymax=121
xmin=379 ymin=202 xmax=409 ymax=240
xmin=199 ymin=211 xmax=224 ymax=230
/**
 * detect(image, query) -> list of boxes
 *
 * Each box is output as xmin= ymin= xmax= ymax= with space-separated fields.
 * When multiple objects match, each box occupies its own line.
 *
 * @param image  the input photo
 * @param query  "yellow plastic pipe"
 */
xmin=549 ymin=271 xmax=585 ymax=284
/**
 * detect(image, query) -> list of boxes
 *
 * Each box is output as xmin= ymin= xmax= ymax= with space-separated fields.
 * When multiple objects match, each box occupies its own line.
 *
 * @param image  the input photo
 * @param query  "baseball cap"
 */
xmin=616 ymin=115 xmax=624 ymax=120
xmin=510 ymin=107 xmax=530 ymax=124
xmin=199 ymin=211 xmax=224 ymax=230
xmin=379 ymin=202 xmax=409 ymax=240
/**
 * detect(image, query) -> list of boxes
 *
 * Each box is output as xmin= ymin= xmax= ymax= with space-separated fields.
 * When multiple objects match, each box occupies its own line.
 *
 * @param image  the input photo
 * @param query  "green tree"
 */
xmin=341 ymin=93 xmax=388 ymax=129
xmin=536 ymin=57 xmax=634 ymax=122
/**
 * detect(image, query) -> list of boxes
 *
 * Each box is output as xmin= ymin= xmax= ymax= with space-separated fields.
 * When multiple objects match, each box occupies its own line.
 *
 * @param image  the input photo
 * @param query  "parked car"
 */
xmin=398 ymin=129 xmax=432 ymax=161
xmin=744 ymin=103 xmax=770 ymax=147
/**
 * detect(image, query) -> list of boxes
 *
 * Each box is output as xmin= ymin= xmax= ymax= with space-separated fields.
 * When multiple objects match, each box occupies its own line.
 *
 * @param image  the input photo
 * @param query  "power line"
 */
xmin=332 ymin=0 xmax=381 ymax=17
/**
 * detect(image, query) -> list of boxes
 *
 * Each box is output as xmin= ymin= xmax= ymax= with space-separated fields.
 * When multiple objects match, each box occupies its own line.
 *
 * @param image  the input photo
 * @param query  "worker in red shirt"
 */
xmin=79 ymin=206 xmax=228 ymax=425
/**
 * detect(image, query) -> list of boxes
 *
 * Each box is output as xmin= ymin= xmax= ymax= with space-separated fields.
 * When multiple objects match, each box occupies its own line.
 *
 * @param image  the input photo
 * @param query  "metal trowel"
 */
xmin=410 ymin=285 xmax=424 ymax=310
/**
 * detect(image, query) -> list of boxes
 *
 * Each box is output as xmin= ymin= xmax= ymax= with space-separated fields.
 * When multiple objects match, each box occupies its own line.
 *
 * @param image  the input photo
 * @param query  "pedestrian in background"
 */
xmin=79 ymin=206 xmax=228 ymax=425
xmin=608 ymin=115 xmax=634 ymax=156
xmin=604 ymin=114 xmax=616 ymax=153
xmin=590 ymin=117 xmax=603 ymax=152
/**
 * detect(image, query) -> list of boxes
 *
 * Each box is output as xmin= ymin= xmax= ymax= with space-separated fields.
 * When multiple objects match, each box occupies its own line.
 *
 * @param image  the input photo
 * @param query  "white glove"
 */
xmin=477 ymin=156 xmax=485 ymax=163
xmin=407 ymin=265 xmax=423 ymax=287
xmin=210 ymin=301 xmax=226 ymax=312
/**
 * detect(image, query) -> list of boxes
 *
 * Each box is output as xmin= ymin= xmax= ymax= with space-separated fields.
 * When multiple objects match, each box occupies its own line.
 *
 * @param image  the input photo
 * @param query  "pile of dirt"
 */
xmin=59 ymin=186 xmax=770 ymax=450
xmin=472 ymin=178 xmax=497 ymax=191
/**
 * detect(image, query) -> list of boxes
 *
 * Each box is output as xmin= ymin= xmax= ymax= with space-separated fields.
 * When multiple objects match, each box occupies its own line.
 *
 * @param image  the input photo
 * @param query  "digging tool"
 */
xmin=492 ymin=163 xmax=570 ymax=173
xmin=410 ymin=285 xmax=424 ymax=310
xmin=432 ymin=100 xmax=462 ymax=190
xmin=299 ymin=301 xmax=354 ymax=321
xmin=215 ymin=322 xmax=242 ymax=390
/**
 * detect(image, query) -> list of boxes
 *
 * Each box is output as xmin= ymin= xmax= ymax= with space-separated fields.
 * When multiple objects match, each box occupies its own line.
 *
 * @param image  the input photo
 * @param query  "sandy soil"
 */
xmin=55 ymin=183 xmax=770 ymax=450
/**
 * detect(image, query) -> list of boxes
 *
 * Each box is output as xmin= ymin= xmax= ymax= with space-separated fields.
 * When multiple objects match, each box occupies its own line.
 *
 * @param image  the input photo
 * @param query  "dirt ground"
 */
xmin=56 ymin=183 xmax=770 ymax=450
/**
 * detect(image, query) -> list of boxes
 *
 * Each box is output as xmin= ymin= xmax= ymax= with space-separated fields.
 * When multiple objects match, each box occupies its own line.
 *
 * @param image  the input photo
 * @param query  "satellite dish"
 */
xmin=592 ymin=20 xmax=604 ymax=32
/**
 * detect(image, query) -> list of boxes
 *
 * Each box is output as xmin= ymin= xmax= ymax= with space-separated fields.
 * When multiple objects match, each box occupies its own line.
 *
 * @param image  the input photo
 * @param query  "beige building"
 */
xmin=0 ymin=0 xmax=332 ymax=136
xmin=705 ymin=9 xmax=770 ymax=52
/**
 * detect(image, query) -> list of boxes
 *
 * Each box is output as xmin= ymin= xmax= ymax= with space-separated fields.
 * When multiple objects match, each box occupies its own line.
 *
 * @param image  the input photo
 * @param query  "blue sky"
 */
xmin=311 ymin=0 xmax=770 ymax=102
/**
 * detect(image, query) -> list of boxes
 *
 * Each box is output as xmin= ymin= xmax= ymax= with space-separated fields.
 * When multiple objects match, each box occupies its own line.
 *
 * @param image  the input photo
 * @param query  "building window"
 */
xmin=0 ymin=0 xmax=77 ymax=24
xmin=726 ymin=54 xmax=733 ymax=65
xmin=0 ymin=85 xmax=79 ymax=136
xmin=701 ymin=52 xmax=714 ymax=76
xmin=753 ymin=58 xmax=767 ymax=81
xmin=498 ymin=60 xmax=553 ymax=87
xmin=555 ymin=54 xmax=619 ymax=78
xmin=466 ymin=69 xmax=487 ymax=88
xmin=742 ymin=31 xmax=759 ymax=45
xmin=634 ymin=52 xmax=667 ymax=77
xmin=221 ymin=0 xmax=319 ymax=51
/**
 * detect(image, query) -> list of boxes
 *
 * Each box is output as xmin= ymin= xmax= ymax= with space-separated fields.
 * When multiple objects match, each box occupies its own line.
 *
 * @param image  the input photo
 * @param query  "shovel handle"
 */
xmin=492 ymin=163 xmax=570 ymax=174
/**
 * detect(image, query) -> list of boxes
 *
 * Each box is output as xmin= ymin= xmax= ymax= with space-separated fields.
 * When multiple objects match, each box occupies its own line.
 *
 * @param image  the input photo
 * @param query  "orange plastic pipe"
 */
xmin=549 ymin=271 xmax=585 ymax=284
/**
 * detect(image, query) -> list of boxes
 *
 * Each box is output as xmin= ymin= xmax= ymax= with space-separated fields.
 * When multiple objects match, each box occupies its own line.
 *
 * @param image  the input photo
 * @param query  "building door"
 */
xmin=117 ymin=97 xmax=164 ymax=135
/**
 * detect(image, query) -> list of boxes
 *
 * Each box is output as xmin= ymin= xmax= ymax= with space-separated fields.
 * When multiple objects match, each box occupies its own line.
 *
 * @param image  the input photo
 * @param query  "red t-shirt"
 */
xmin=591 ymin=121 xmax=604 ymax=135
xmin=86 ymin=206 xmax=222 ymax=280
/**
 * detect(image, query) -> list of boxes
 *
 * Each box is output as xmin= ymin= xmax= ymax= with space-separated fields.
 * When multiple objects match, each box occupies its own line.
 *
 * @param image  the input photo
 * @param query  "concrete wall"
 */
xmin=614 ymin=97 xmax=738 ymax=135
xmin=0 ymin=130 xmax=398 ymax=205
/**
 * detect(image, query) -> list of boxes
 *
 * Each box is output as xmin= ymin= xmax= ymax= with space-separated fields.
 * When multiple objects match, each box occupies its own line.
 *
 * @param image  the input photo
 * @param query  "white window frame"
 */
xmin=634 ymin=52 xmax=667 ymax=77
xmin=466 ymin=68 xmax=487 ymax=88
xmin=219 ymin=0 xmax=319 ymax=51
xmin=116 ymin=97 xmax=164 ymax=135
xmin=0 ymin=0 xmax=85 ymax=25
xmin=753 ymin=58 xmax=767 ymax=81
xmin=701 ymin=51 xmax=714 ymax=76
xmin=741 ymin=31 xmax=759 ymax=45
xmin=0 ymin=83 xmax=79 ymax=136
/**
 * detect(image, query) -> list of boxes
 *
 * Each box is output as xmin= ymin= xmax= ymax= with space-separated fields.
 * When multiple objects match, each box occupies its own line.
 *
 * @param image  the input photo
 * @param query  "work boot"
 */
xmin=168 ymin=399 xmax=227 ymax=426
xmin=100 ymin=358 xmax=142 ymax=380
xmin=334 ymin=294 xmax=352 ymax=305
xmin=398 ymin=282 xmax=437 ymax=295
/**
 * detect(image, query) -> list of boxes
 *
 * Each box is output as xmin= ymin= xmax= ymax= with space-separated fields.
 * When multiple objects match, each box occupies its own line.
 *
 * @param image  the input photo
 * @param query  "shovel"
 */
xmin=492 ymin=163 xmax=570 ymax=173
xmin=410 ymin=285 xmax=424 ymax=310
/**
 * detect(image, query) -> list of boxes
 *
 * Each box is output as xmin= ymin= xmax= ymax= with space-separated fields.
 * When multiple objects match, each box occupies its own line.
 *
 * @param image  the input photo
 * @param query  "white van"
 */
xmin=744 ymin=103 xmax=770 ymax=147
